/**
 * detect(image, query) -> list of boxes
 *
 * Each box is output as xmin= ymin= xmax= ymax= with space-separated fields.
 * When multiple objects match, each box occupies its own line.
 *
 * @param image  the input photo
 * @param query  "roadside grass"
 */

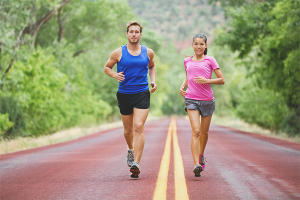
xmin=1 ymin=115 xmax=298 ymax=155
xmin=211 ymin=115 xmax=300 ymax=143
xmin=0 ymin=121 xmax=123 ymax=155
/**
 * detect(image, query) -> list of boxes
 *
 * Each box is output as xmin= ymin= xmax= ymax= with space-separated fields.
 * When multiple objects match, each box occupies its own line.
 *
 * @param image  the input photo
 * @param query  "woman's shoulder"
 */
xmin=204 ymin=55 xmax=217 ymax=61
xmin=204 ymin=55 xmax=214 ymax=59
xmin=184 ymin=56 xmax=192 ymax=62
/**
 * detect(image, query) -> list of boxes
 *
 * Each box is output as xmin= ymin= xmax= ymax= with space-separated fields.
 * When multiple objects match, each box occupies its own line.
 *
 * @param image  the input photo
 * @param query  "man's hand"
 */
xmin=150 ymin=82 xmax=157 ymax=93
xmin=114 ymin=71 xmax=125 ymax=82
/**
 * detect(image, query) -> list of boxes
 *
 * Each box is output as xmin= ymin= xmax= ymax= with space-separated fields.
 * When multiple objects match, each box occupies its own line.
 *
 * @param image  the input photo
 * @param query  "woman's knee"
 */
xmin=192 ymin=128 xmax=201 ymax=138
xmin=201 ymin=131 xmax=208 ymax=137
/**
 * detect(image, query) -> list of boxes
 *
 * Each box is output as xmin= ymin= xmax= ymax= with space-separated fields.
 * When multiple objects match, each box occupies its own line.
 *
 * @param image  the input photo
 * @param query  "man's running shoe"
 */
xmin=199 ymin=155 xmax=207 ymax=171
xmin=193 ymin=164 xmax=202 ymax=177
xmin=130 ymin=162 xmax=140 ymax=178
xmin=127 ymin=149 xmax=134 ymax=167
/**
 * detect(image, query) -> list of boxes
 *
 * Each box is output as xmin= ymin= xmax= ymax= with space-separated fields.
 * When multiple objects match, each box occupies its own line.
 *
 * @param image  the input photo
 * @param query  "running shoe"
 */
xmin=127 ymin=149 xmax=134 ymax=167
xmin=199 ymin=155 xmax=207 ymax=171
xmin=193 ymin=164 xmax=202 ymax=177
xmin=130 ymin=162 xmax=140 ymax=178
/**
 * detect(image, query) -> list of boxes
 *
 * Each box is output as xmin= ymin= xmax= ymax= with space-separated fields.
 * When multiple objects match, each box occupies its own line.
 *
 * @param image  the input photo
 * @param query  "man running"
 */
xmin=104 ymin=21 xmax=157 ymax=178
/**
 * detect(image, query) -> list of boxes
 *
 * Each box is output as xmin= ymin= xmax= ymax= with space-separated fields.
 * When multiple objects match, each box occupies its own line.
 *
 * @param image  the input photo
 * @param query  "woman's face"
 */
xmin=192 ymin=37 xmax=207 ymax=56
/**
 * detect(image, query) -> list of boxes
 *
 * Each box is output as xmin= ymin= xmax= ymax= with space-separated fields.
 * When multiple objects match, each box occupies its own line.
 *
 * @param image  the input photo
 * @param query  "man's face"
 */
xmin=126 ymin=25 xmax=142 ymax=44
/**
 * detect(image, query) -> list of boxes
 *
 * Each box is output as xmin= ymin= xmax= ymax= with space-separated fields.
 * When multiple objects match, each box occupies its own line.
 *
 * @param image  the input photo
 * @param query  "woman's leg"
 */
xmin=199 ymin=115 xmax=212 ymax=155
xmin=187 ymin=109 xmax=201 ymax=165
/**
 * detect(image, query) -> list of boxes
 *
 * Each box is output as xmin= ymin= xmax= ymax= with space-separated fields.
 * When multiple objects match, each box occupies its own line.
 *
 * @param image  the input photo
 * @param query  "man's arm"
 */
xmin=104 ymin=48 xmax=124 ymax=82
xmin=147 ymin=48 xmax=157 ymax=93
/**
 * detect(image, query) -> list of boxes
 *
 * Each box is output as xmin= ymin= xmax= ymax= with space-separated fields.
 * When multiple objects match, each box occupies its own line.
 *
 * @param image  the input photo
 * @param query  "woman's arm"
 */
xmin=180 ymin=76 xmax=188 ymax=97
xmin=193 ymin=69 xmax=225 ymax=85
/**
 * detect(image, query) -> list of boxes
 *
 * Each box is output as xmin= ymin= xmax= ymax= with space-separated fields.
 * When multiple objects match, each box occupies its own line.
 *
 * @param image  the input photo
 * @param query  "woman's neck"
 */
xmin=193 ymin=54 xmax=205 ymax=61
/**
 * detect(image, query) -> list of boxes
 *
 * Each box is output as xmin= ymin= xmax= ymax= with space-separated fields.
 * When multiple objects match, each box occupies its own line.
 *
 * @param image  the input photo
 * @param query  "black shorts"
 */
xmin=116 ymin=90 xmax=150 ymax=115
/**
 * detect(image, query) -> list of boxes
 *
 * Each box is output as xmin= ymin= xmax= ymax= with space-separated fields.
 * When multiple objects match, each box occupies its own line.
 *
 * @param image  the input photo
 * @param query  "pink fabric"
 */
xmin=184 ymin=55 xmax=220 ymax=101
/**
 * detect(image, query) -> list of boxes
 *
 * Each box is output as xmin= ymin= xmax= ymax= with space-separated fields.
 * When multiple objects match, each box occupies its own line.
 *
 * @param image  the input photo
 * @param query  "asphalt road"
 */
xmin=0 ymin=117 xmax=299 ymax=200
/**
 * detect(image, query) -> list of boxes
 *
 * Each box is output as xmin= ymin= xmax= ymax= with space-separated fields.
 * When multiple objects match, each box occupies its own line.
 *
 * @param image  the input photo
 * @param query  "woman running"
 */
xmin=180 ymin=33 xmax=225 ymax=177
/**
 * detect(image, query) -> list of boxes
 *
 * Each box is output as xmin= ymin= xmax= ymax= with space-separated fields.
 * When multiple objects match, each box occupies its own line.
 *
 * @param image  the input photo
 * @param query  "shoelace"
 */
xmin=128 ymin=152 xmax=134 ymax=160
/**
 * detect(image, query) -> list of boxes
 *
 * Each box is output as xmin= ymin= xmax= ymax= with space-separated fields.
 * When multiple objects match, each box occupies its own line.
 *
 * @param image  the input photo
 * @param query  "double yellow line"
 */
xmin=153 ymin=118 xmax=189 ymax=200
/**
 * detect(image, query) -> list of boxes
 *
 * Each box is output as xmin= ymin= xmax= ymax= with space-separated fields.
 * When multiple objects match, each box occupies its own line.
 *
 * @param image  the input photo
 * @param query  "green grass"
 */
xmin=211 ymin=115 xmax=300 ymax=143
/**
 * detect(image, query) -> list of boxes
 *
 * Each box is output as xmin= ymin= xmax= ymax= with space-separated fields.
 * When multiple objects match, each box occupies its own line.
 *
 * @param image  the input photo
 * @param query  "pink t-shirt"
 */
xmin=184 ymin=55 xmax=220 ymax=101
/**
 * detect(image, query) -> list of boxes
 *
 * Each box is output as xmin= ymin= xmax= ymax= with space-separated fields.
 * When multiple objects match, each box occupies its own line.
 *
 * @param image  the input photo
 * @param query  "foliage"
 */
xmin=280 ymin=109 xmax=300 ymax=136
xmin=0 ymin=0 xmax=134 ymax=138
xmin=127 ymin=0 xmax=224 ymax=43
xmin=0 ymin=113 xmax=14 ymax=138
xmin=211 ymin=0 xmax=300 ymax=135
xmin=0 ymin=94 xmax=26 ymax=138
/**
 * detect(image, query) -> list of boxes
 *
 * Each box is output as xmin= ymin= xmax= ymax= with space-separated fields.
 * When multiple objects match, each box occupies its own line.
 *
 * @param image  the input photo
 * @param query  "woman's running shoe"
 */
xmin=193 ymin=164 xmax=202 ymax=177
xmin=199 ymin=155 xmax=207 ymax=171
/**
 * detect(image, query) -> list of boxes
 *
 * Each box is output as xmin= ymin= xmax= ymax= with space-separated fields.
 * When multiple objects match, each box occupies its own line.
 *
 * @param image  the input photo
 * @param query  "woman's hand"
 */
xmin=194 ymin=76 xmax=210 ymax=84
xmin=180 ymin=86 xmax=186 ymax=97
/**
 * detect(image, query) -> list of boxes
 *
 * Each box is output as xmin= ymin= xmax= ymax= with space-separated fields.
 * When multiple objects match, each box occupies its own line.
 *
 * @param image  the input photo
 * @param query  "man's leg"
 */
xmin=132 ymin=107 xmax=149 ymax=164
xmin=121 ymin=113 xmax=134 ymax=150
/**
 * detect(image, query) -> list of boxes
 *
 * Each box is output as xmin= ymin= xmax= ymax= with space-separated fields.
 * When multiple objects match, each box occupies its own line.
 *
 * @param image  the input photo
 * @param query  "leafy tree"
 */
xmin=211 ymin=0 xmax=300 ymax=135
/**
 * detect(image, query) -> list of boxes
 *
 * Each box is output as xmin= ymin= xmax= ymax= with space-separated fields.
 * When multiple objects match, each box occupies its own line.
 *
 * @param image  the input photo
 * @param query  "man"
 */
xmin=104 ymin=21 xmax=157 ymax=178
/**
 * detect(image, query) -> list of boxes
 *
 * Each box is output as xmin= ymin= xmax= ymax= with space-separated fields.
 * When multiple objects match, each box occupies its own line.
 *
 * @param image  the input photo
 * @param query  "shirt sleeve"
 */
xmin=210 ymin=56 xmax=220 ymax=70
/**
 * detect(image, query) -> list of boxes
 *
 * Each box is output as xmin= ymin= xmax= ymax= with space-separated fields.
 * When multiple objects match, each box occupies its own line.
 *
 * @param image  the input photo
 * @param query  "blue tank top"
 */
xmin=117 ymin=44 xmax=150 ymax=94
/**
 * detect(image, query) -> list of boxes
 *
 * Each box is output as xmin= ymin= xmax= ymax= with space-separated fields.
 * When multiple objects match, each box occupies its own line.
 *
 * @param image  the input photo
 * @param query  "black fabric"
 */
xmin=116 ymin=90 xmax=150 ymax=115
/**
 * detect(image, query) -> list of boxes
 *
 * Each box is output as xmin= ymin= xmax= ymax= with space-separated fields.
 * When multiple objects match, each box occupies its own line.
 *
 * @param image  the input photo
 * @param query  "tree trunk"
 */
xmin=73 ymin=50 xmax=88 ymax=57
xmin=27 ymin=0 xmax=72 ymax=47
xmin=58 ymin=8 xmax=65 ymax=43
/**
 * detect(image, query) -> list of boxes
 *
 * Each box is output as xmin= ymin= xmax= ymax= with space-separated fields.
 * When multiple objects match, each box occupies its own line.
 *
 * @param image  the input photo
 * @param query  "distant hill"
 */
xmin=127 ymin=0 xmax=224 ymax=51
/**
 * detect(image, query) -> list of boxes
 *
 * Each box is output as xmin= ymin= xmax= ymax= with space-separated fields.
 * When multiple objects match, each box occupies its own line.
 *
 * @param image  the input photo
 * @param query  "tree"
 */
xmin=211 ymin=0 xmax=300 ymax=134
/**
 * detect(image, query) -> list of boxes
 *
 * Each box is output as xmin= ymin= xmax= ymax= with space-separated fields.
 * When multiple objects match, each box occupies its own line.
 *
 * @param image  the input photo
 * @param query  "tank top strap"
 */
xmin=121 ymin=45 xmax=129 ymax=56
xmin=141 ymin=45 xmax=147 ymax=54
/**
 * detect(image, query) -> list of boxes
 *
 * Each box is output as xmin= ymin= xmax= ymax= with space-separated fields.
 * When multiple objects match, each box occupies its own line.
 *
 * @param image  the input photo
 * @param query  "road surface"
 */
xmin=0 ymin=117 xmax=299 ymax=199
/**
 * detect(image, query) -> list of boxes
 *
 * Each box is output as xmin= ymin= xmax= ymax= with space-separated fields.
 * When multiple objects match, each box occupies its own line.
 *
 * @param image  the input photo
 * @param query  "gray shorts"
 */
xmin=184 ymin=98 xmax=215 ymax=117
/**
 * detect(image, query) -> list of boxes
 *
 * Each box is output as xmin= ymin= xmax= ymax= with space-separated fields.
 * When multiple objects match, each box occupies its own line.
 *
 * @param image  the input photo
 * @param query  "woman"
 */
xmin=180 ymin=33 xmax=225 ymax=177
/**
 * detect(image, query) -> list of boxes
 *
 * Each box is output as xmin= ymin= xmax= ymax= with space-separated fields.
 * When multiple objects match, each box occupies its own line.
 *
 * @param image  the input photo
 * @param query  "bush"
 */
xmin=236 ymin=88 xmax=289 ymax=131
xmin=0 ymin=95 xmax=26 ymax=138
xmin=280 ymin=109 xmax=300 ymax=136
xmin=0 ymin=113 xmax=14 ymax=138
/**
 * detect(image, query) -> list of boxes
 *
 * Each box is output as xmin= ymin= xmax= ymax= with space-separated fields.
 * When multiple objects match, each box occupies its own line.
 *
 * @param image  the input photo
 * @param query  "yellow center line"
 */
xmin=153 ymin=118 xmax=173 ymax=200
xmin=173 ymin=118 xmax=189 ymax=200
xmin=153 ymin=118 xmax=189 ymax=200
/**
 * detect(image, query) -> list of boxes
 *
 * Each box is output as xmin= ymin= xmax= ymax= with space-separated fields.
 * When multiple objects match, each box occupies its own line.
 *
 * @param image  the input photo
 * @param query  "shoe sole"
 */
xmin=130 ymin=165 xmax=140 ymax=178
xmin=193 ymin=165 xmax=202 ymax=177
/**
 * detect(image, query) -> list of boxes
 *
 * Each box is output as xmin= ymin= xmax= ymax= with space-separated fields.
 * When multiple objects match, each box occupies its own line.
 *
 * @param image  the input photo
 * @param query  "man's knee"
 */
xmin=124 ymin=127 xmax=133 ymax=136
xmin=134 ymin=122 xmax=144 ymax=134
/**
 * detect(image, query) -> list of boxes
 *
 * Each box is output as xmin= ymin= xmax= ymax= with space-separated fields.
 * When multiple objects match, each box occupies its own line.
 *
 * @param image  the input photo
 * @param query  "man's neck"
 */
xmin=127 ymin=42 xmax=140 ymax=51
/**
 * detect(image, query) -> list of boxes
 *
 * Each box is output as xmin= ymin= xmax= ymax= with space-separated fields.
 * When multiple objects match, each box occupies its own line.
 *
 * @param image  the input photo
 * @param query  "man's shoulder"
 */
xmin=145 ymin=47 xmax=154 ymax=58
xmin=111 ymin=47 xmax=122 ymax=56
xmin=145 ymin=46 xmax=153 ymax=52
